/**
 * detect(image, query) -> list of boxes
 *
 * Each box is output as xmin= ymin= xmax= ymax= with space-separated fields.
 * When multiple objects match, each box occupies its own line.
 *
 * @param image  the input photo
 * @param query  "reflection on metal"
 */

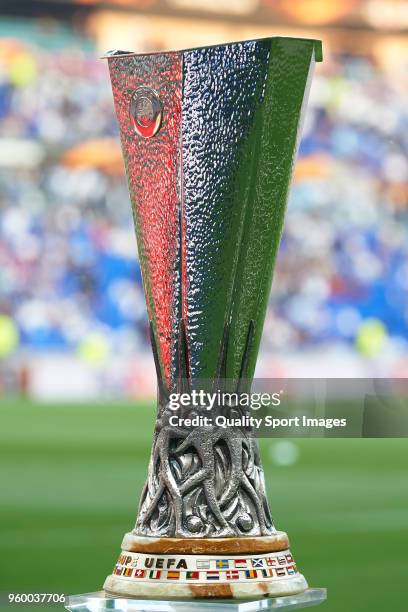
xmin=136 ymin=321 xmax=273 ymax=537
xmin=106 ymin=37 xmax=322 ymax=539
xmin=130 ymin=87 xmax=163 ymax=138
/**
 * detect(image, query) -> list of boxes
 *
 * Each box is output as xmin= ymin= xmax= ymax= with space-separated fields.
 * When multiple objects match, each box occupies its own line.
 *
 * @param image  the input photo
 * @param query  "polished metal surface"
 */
xmin=136 ymin=324 xmax=274 ymax=537
xmin=130 ymin=87 xmax=163 ymax=138
xmin=107 ymin=37 xmax=322 ymax=540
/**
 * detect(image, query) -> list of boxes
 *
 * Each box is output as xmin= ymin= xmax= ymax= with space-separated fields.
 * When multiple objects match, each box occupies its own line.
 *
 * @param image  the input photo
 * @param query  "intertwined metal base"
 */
xmin=65 ymin=588 xmax=326 ymax=612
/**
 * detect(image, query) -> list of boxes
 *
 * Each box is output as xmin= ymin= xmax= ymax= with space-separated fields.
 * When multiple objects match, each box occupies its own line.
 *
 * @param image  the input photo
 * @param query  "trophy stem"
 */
xmin=135 ymin=320 xmax=274 ymax=539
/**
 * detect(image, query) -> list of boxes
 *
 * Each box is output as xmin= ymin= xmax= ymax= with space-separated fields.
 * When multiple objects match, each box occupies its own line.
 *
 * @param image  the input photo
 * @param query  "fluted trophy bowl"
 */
xmin=103 ymin=35 xmax=322 ymax=600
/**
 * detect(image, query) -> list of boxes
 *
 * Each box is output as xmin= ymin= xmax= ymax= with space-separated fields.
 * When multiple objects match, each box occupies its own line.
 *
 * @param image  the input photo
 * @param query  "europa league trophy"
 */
xmin=103 ymin=36 xmax=323 ymax=602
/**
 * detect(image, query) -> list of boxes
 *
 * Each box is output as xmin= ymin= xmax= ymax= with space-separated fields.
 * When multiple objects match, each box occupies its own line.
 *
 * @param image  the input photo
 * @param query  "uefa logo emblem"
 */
xmin=129 ymin=86 xmax=163 ymax=138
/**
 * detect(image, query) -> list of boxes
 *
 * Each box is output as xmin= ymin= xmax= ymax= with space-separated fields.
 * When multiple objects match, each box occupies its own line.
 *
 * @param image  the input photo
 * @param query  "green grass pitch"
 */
xmin=0 ymin=399 xmax=407 ymax=611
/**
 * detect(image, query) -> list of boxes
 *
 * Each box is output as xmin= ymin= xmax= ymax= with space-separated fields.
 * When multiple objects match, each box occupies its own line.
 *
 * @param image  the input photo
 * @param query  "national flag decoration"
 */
xmin=109 ymin=555 xmax=298 ymax=583
xmin=134 ymin=569 xmax=146 ymax=578
xmin=149 ymin=570 xmax=162 ymax=579
xmin=186 ymin=571 xmax=199 ymax=580
xmin=245 ymin=570 xmax=258 ymax=579
xmin=196 ymin=560 xmax=211 ymax=569
xmin=167 ymin=571 xmax=180 ymax=580
xmin=226 ymin=570 xmax=239 ymax=580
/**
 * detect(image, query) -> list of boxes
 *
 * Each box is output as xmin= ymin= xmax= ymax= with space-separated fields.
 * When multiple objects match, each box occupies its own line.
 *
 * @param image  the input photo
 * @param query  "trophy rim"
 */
xmin=102 ymin=36 xmax=323 ymax=62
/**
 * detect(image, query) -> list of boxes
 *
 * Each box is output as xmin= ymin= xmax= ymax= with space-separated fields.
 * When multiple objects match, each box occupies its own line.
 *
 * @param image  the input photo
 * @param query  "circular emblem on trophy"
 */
xmin=130 ymin=87 xmax=163 ymax=138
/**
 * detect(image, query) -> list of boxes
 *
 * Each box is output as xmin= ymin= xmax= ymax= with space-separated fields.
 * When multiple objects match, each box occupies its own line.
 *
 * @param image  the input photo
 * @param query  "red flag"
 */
xmin=186 ymin=571 xmax=199 ymax=580
xmin=226 ymin=570 xmax=239 ymax=580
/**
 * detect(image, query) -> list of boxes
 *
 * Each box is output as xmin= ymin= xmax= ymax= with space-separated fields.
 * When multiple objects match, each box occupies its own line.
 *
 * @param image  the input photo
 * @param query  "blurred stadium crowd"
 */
xmin=0 ymin=26 xmax=407 ymax=394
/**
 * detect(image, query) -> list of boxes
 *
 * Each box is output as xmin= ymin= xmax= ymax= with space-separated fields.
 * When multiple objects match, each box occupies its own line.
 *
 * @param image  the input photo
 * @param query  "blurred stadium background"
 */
xmin=0 ymin=0 xmax=407 ymax=399
xmin=0 ymin=2 xmax=407 ymax=612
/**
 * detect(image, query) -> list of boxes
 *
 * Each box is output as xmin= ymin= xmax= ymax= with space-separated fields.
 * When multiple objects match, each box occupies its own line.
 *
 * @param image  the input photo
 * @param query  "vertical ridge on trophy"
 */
xmin=104 ymin=35 xmax=323 ymax=599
